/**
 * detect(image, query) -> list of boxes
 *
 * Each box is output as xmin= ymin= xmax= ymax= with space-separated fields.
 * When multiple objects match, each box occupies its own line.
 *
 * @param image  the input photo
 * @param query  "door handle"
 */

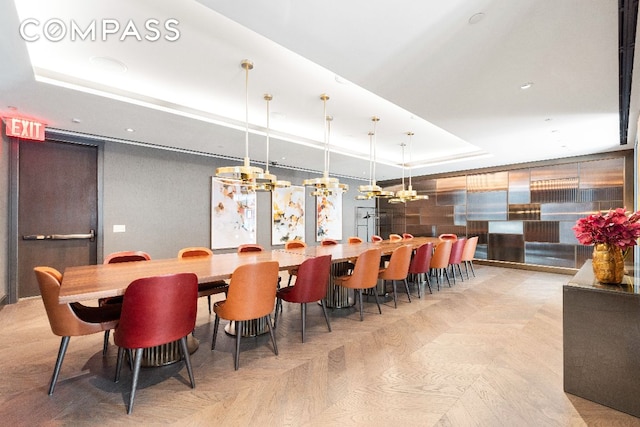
xmin=23 ymin=229 xmax=95 ymax=242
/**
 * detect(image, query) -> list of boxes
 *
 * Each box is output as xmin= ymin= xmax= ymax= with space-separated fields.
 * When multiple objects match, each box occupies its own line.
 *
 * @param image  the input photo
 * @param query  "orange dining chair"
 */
xmin=237 ymin=244 xmax=264 ymax=253
xmin=371 ymin=235 xmax=383 ymax=243
xmin=461 ymin=236 xmax=479 ymax=279
xmin=348 ymin=236 xmax=363 ymax=244
xmin=389 ymin=234 xmax=403 ymax=242
xmin=275 ymin=255 xmax=332 ymax=342
xmin=34 ymin=266 xmax=121 ymax=395
xmin=211 ymin=261 xmax=280 ymax=370
xmin=378 ymin=245 xmax=413 ymax=308
xmin=321 ymin=238 xmax=339 ymax=246
xmin=178 ymin=247 xmax=228 ymax=314
xmin=114 ymin=272 xmax=198 ymax=414
xmin=402 ymin=233 xmax=414 ymax=240
xmin=100 ymin=250 xmax=151 ymax=355
xmin=438 ymin=233 xmax=458 ymax=241
xmin=334 ymin=248 xmax=382 ymax=321
xmin=284 ymin=240 xmax=307 ymax=286
xmin=407 ymin=242 xmax=434 ymax=297
xmin=448 ymin=238 xmax=467 ymax=284
xmin=430 ymin=240 xmax=452 ymax=290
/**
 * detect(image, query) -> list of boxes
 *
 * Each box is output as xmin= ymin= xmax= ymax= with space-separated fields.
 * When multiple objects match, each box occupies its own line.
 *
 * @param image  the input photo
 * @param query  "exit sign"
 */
xmin=4 ymin=117 xmax=45 ymax=141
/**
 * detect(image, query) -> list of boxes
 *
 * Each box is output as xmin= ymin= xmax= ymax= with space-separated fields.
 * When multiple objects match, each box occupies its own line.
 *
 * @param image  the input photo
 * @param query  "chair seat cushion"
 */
xmin=71 ymin=301 xmax=121 ymax=324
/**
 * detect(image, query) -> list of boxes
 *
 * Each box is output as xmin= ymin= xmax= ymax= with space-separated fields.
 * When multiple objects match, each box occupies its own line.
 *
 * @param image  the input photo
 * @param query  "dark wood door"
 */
xmin=18 ymin=140 xmax=98 ymax=298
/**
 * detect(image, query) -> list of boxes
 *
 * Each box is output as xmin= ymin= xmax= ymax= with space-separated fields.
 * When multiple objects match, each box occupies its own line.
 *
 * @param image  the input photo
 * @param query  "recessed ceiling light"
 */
xmin=520 ymin=82 xmax=534 ymax=90
xmin=125 ymin=128 xmax=135 ymax=132
xmin=468 ymin=12 xmax=485 ymax=25
xmin=89 ymin=56 xmax=128 ymax=73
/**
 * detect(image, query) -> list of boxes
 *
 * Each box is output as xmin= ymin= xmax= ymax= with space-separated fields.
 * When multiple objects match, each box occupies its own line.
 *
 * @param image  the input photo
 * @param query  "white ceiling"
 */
xmin=0 ymin=0 xmax=633 ymax=182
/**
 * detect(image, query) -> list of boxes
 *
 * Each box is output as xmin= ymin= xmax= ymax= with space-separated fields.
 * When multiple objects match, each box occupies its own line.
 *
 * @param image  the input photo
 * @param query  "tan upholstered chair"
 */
xmin=178 ymin=247 xmax=228 ymax=314
xmin=389 ymin=234 xmax=403 ymax=242
xmin=348 ymin=236 xmax=363 ymax=244
xmin=34 ymin=266 xmax=121 ymax=395
xmin=438 ymin=233 xmax=457 ymax=241
xmin=321 ymin=238 xmax=339 ymax=246
xmin=461 ymin=236 xmax=479 ymax=278
xmin=334 ymin=248 xmax=382 ymax=321
xmin=430 ymin=240 xmax=453 ymax=290
xmin=211 ymin=261 xmax=280 ymax=370
xmin=378 ymin=244 xmax=413 ymax=308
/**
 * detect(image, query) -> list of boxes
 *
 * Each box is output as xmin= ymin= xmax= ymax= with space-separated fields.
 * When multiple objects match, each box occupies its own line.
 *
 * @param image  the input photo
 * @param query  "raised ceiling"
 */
xmin=0 ymin=0 xmax=634 ymax=181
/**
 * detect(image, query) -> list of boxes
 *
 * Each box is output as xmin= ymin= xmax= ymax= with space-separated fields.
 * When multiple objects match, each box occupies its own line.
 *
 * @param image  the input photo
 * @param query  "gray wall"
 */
xmin=102 ymin=141 xmax=373 ymax=259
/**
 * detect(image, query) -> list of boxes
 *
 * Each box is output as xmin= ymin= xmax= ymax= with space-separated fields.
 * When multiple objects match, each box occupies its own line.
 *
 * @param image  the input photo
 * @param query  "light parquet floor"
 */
xmin=2 ymin=265 xmax=640 ymax=426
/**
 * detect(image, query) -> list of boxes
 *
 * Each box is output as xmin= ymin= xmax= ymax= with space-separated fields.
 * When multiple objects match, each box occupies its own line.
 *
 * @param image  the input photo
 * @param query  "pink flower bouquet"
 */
xmin=572 ymin=207 xmax=640 ymax=250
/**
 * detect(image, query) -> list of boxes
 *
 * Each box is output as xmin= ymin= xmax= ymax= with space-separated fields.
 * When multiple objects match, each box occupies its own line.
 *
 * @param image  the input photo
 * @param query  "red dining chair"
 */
xmin=275 ymin=255 xmax=332 ymax=342
xmin=389 ymin=234 xmax=403 ymax=242
xmin=321 ymin=238 xmax=339 ymax=246
xmin=408 ymin=242 xmax=434 ymax=297
xmin=100 ymin=250 xmax=151 ymax=355
xmin=34 ymin=266 xmax=121 ymax=395
xmin=334 ymin=248 xmax=382 ymax=321
xmin=448 ymin=238 xmax=467 ymax=284
xmin=461 ymin=236 xmax=479 ymax=278
xmin=237 ymin=244 xmax=264 ymax=253
xmin=430 ymin=240 xmax=453 ymax=290
xmin=284 ymin=240 xmax=307 ymax=286
xmin=114 ymin=272 xmax=198 ymax=414
xmin=178 ymin=247 xmax=228 ymax=314
xmin=378 ymin=245 xmax=413 ymax=308
xmin=211 ymin=261 xmax=280 ymax=370
xmin=371 ymin=235 xmax=383 ymax=243
xmin=402 ymin=233 xmax=414 ymax=240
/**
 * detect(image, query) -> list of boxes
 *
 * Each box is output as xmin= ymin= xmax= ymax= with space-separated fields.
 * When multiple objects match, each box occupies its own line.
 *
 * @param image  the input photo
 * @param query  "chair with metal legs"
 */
xmin=378 ymin=244 xmax=413 ymax=308
xmin=407 ymin=242 xmax=434 ymax=297
xmin=430 ymin=240 xmax=453 ymax=290
xmin=334 ymin=248 xmax=382 ymax=321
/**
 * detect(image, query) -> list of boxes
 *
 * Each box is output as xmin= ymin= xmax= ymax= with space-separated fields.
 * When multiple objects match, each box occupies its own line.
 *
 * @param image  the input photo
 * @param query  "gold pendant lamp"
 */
xmin=356 ymin=116 xmax=394 ymax=200
xmin=302 ymin=94 xmax=348 ymax=197
xmin=389 ymin=132 xmax=429 ymax=203
xmin=215 ymin=59 xmax=277 ymax=191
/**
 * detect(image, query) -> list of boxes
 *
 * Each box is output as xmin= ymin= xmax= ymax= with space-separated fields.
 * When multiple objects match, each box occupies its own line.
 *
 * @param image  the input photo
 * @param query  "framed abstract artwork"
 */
xmin=211 ymin=178 xmax=257 ymax=249
xmin=316 ymin=192 xmax=342 ymax=241
xmin=272 ymin=185 xmax=305 ymax=245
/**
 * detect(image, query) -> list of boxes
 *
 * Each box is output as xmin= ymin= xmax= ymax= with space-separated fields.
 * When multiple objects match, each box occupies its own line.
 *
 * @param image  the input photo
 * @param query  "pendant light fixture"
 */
xmin=302 ymin=94 xmax=348 ymax=197
xmin=215 ymin=59 xmax=276 ymax=190
xmin=356 ymin=116 xmax=394 ymax=200
xmin=389 ymin=132 xmax=429 ymax=203
xmin=253 ymin=93 xmax=290 ymax=191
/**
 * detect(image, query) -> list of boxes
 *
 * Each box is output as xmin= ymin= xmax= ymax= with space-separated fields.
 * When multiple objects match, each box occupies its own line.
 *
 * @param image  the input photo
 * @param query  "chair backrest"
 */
xmin=408 ymin=242 xmax=434 ymax=274
xmin=282 ymin=255 xmax=332 ymax=303
xmin=348 ymin=236 xmax=363 ymax=244
xmin=438 ymin=234 xmax=457 ymax=241
xmin=346 ymin=248 xmax=382 ymax=289
xmin=402 ymin=233 xmax=414 ymax=239
xmin=220 ymin=261 xmax=280 ymax=320
xmin=449 ymin=238 xmax=467 ymax=264
xmin=321 ymin=239 xmax=338 ymax=246
xmin=461 ymin=236 xmax=479 ymax=262
xmin=34 ymin=266 xmax=104 ymax=337
xmin=178 ymin=246 xmax=213 ymax=258
xmin=371 ymin=235 xmax=383 ymax=243
xmin=430 ymin=240 xmax=453 ymax=269
xmin=389 ymin=234 xmax=402 ymax=242
xmin=380 ymin=245 xmax=413 ymax=280
xmin=285 ymin=240 xmax=307 ymax=249
xmin=104 ymin=251 xmax=151 ymax=264
xmin=114 ymin=273 xmax=198 ymax=349
xmin=237 ymin=244 xmax=264 ymax=253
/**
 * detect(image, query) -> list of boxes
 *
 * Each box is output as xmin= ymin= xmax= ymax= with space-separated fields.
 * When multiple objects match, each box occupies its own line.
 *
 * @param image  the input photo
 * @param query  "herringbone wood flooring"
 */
xmin=2 ymin=265 xmax=640 ymax=426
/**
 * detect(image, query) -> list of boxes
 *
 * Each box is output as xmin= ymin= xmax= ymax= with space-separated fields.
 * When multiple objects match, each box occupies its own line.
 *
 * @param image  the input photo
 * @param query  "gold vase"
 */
xmin=592 ymin=243 xmax=624 ymax=284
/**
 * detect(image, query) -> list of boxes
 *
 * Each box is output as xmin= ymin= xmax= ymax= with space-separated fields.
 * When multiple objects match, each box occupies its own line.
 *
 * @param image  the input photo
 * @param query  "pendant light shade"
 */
xmin=389 ymin=132 xmax=429 ymax=203
xmin=302 ymin=94 xmax=348 ymax=197
xmin=356 ymin=116 xmax=394 ymax=200
xmin=215 ymin=59 xmax=276 ymax=191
